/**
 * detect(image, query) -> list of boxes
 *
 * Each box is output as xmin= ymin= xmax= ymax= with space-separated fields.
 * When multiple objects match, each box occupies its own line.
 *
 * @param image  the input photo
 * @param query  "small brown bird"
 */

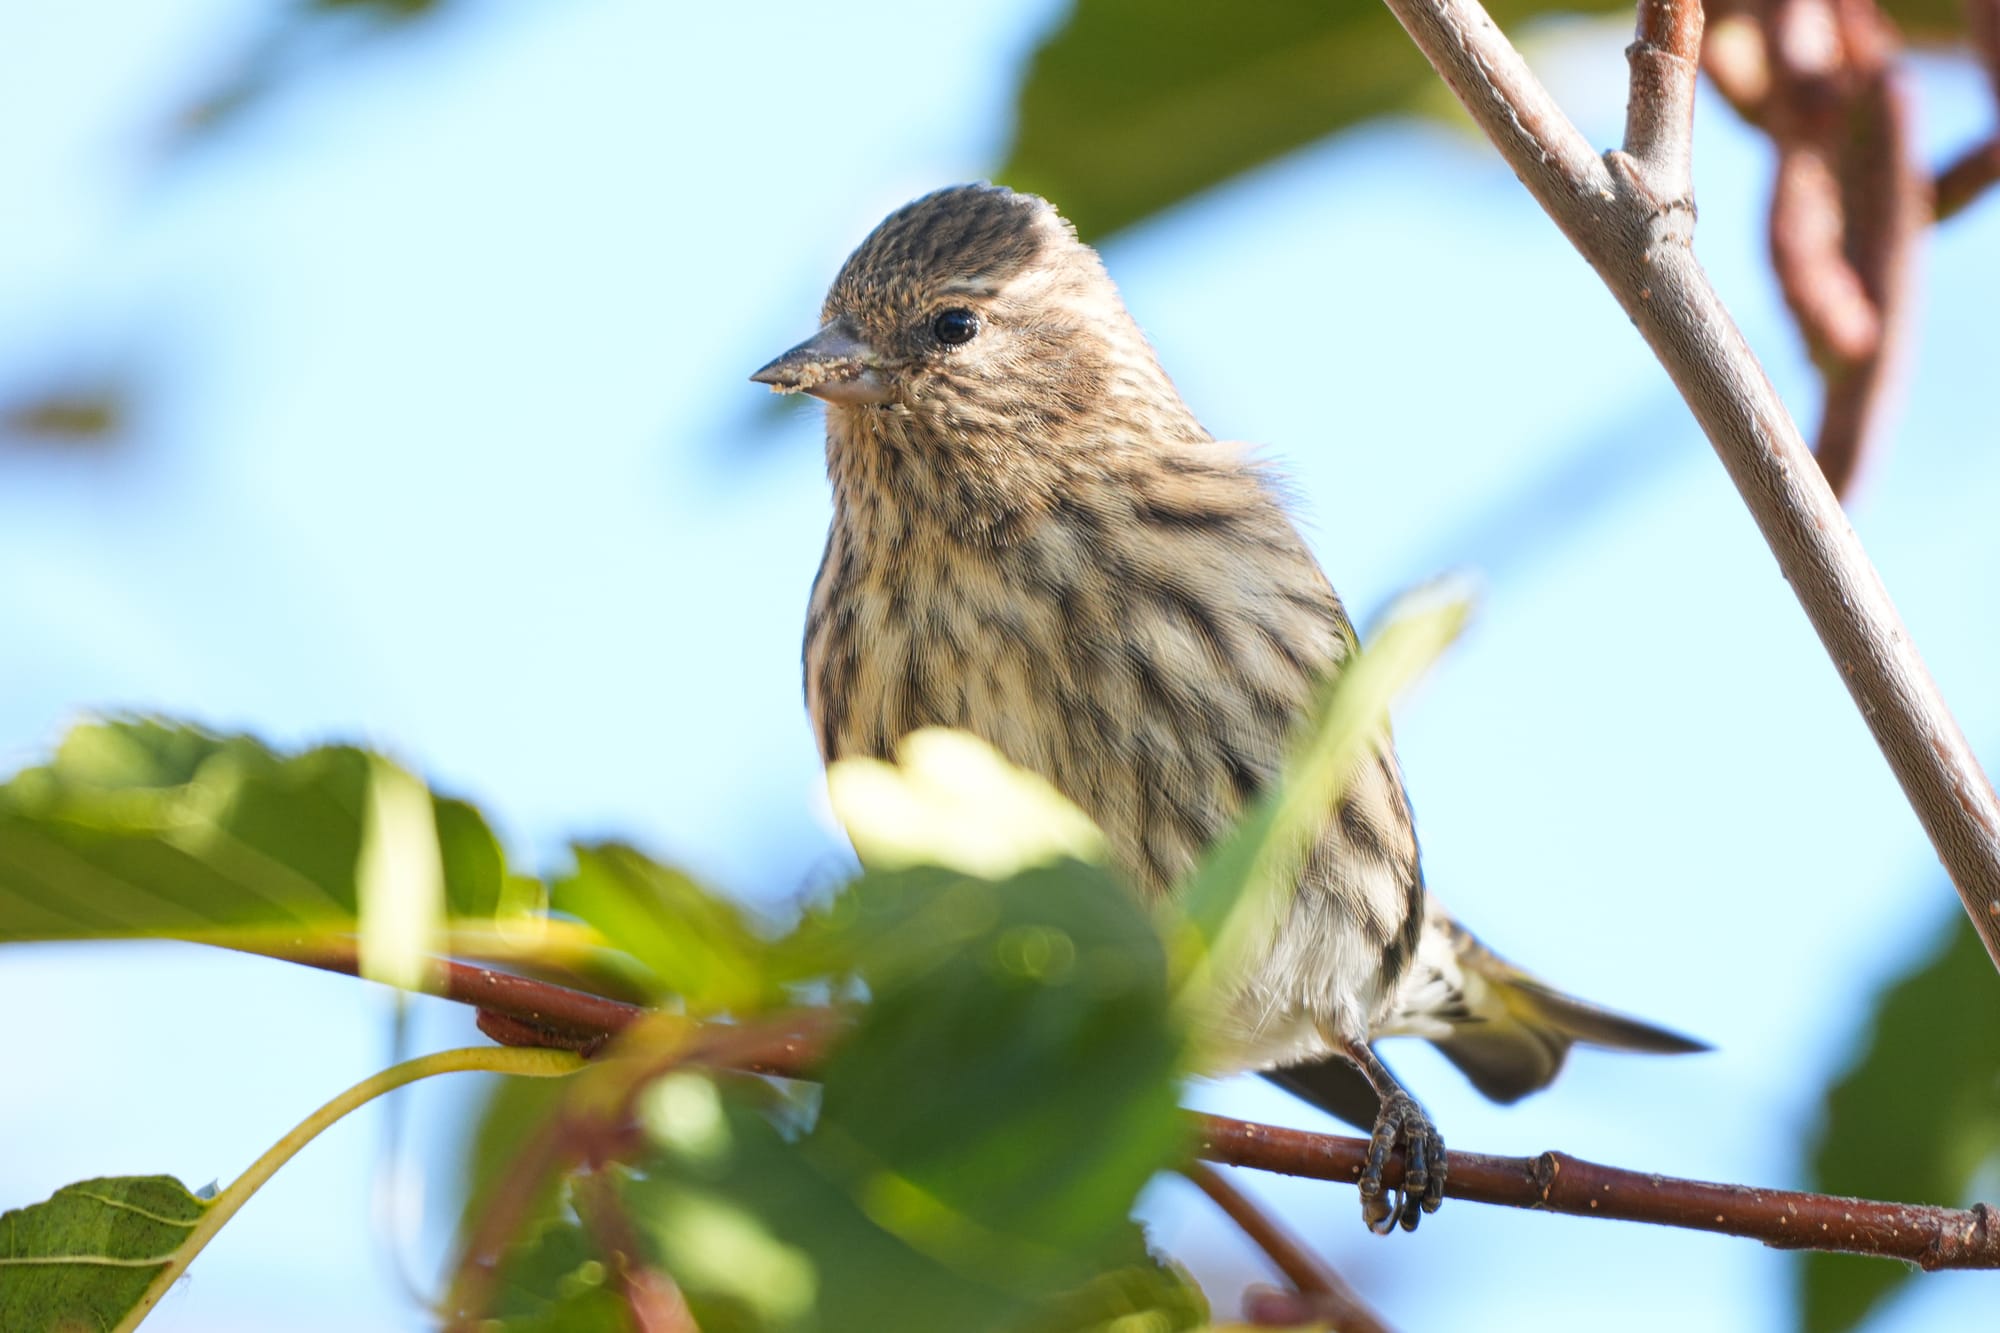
xmin=753 ymin=184 xmax=1704 ymax=1233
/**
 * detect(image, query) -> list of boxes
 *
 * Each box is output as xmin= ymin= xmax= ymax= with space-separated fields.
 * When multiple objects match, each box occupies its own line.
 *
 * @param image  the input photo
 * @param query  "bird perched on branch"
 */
xmin=753 ymin=183 xmax=1704 ymax=1234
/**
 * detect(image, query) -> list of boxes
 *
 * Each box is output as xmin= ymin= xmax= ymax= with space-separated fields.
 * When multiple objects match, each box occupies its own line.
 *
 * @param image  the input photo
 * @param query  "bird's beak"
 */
xmin=749 ymin=322 xmax=893 ymax=406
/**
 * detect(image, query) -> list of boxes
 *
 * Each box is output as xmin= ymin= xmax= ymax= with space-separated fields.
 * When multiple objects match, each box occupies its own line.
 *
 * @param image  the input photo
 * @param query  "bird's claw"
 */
xmin=1358 ymin=1090 xmax=1446 ymax=1234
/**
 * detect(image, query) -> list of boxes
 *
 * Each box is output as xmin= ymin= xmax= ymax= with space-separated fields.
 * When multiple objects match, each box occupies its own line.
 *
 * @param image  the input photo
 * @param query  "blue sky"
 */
xmin=3 ymin=2 xmax=1997 ymax=1329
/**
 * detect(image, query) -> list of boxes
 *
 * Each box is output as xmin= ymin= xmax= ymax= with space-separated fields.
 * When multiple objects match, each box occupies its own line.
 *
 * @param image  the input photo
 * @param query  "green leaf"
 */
xmin=615 ymin=859 xmax=1189 ymax=1332
xmin=551 ymin=844 xmax=779 ymax=1014
xmin=1004 ymin=0 xmax=1984 ymax=239
xmin=1798 ymin=910 xmax=2000 ymax=1333
xmin=0 ymin=379 xmax=130 ymax=450
xmin=460 ymin=1073 xmax=576 ymax=1250
xmin=818 ymin=864 xmax=1185 ymax=1263
xmin=1177 ymin=587 xmax=1470 ymax=1030
xmin=0 ymin=1175 xmax=210 ymax=1333
xmin=356 ymin=754 xmax=447 ymax=988
xmin=1001 ymin=0 xmax=1633 ymax=239
xmin=1871 ymin=0 xmax=1981 ymax=43
xmin=172 ymin=0 xmax=449 ymax=141
xmin=1037 ymin=1222 xmax=1208 ymax=1332
xmin=826 ymin=729 xmax=1107 ymax=880
xmin=486 ymin=1211 xmax=635 ymax=1333
xmin=624 ymin=1104 xmax=1194 ymax=1333
xmin=0 ymin=717 xmax=517 ymax=945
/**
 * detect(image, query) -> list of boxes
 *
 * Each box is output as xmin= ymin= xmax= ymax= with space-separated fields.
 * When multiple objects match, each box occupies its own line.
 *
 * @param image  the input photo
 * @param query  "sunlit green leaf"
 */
xmin=818 ymin=864 xmax=1184 ymax=1260
xmin=552 ymin=844 xmax=779 ymax=1013
xmin=1177 ymin=587 xmax=1470 ymax=1039
xmin=614 ymin=859 xmax=1190 ymax=1332
xmin=0 ymin=718 xmax=517 ymax=945
xmin=1798 ymin=910 xmax=2000 ymax=1333
xmin=356 ymin=755 xmax=447 ymax=989
xmin=827 ymin=728 xmax=1106 ymax=880
xmin=0 ymin=1175 xmax=209 ymax=1333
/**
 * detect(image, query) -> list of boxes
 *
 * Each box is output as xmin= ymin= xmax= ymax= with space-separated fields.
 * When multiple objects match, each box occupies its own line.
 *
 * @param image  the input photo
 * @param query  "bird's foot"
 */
xmin=1360 ymin=1090 xmax=1446 ymax=1234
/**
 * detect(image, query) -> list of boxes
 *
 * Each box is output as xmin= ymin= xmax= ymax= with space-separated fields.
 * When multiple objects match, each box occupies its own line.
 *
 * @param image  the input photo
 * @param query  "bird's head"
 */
xmin=752 ymin=184 xmax=1195 ymax=452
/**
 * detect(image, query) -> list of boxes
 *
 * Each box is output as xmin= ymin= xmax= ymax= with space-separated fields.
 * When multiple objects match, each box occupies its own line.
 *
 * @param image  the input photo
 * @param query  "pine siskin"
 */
xmin=753 ymin=184 xmax=1705 ymax=1234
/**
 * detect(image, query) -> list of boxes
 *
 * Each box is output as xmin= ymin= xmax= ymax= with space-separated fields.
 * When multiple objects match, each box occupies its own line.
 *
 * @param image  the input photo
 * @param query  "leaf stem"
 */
xmin=116 ymin=1045 xmax=584 ymax=1333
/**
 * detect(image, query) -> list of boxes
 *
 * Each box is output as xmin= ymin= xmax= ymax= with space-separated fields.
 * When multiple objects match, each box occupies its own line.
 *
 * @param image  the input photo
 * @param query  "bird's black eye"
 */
xmin=931 ymin=307 xmax=980 ymax=346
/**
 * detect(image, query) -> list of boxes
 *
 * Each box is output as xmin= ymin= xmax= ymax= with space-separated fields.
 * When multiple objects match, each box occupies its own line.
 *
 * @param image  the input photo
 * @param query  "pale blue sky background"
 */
xmin=3 ymin=2 xmax=1997 ymax=1329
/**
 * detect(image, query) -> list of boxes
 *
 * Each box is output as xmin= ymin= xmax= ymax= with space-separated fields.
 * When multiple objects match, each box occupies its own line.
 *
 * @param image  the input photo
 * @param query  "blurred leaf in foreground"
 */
xmin=826 ymin=727 xmax=1106 ymax=879
xmin=171 ymin=0 xmax=452 ymax=143
xmin=484 ymin=1207 xmax=634 ymax=1333
xmin=356 ymin=754 xmax=447 ymax=988
xmin=1001 ymin=0 xmax=1633 ymax=240
xmin=1176 ymin=586 xmax=1468 ymax=1044
xmin=543 ymin=853 xmax=1191 ymax=1332
xmin=1004 ymin=0 xmax=1980 ymax=242
xmin=459 ymin=1068 xmax=576 ymax=1252
xmin=0 ymin=717 xmax=517 ymax=945
xmin=0 ymin=380 xmax=130 ymax=450
xmin=552 ymin=844 xmax=781 ymax=1014
xmin=1798 ymin=909 xmax=2000 ymax=1333
xmin=0 ymin=1175 xmax=209 ymax=1333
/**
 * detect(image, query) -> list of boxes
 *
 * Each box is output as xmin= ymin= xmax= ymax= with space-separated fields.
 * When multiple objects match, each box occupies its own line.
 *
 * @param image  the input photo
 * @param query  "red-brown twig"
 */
xmin=1375 ymin=0 xmax=2000 ymax=968
xmin=439 ymin=1006 xmax=838 ymax=1326
xmin=268 ymin=939 xmax=650 ymax=1041
xmin=1968 ymin=0 xmax=2000 ymax=104
xmin=254 ymin=945 xmax=2000 ymax=1269
xmin=1197 ymin=1116 xmax=2000 ymax=1271
xmin=1935 ymin=0 xmax=2000 ymax=220
xmin=1934 ymin=137 xmax=2000 ymax=220
xmin=1186 ymin=1164 xmax=1392 ymax=1332
xmin=573 ymin=1169 xmax=700 ymax=1333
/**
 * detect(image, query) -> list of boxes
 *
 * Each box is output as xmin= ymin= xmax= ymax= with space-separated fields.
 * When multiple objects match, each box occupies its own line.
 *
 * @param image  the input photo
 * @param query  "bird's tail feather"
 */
xmin=1429 ymin=971 xmax=1708 ymax=1105
xmin=1267 ymin=909 xmax=1708 ymax=1126
xmin=1428 ymin=925 xmax=1708 ymax=1104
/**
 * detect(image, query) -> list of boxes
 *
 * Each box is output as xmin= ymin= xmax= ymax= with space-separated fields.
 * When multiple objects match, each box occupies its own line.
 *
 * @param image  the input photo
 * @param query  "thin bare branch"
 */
xmin=1376 ymin=0 xmax=2000 ymax=968
xmin=1942 ymin=0 xmax=2000 ymax=212
xmin=1934 ymin=138 xmax=2000 ymax=221
xmin=1932 ymin=0 xmax=2000 ymax=223
xmin=1968 ymin=0 xmax=2000 ymax=102
xmin=259 ymin=940 xmax=649 ymax=1043
xmin=1624 ymin=0 xmax=1705 ymax=199
xmin=1187 ymin=1164 xmax=1393 ymax=1333
xmin=1197 ymin=1115 xmax=2000 ymax=1271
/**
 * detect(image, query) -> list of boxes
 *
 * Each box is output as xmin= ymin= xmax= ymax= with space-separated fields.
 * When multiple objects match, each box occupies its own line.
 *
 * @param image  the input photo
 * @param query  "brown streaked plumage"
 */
xmin=754 ymin=184 xmax=1705 ymax=1234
